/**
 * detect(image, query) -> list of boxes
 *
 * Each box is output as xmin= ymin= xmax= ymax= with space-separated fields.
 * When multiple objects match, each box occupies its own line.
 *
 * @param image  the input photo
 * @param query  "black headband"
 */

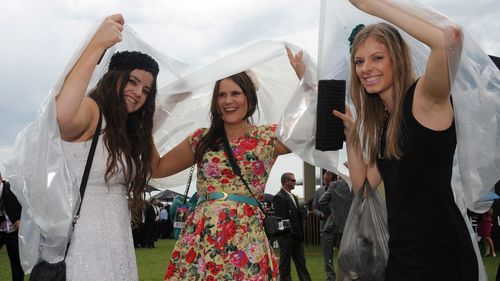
xmin=348 ymin=24 xmax=366 ymax=53
xmin=108 ymin=51 xmax=159 ymax=77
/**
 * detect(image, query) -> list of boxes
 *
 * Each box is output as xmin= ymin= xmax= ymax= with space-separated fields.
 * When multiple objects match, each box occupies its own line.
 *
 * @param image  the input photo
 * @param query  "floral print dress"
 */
xmin=164 ymin=125 xmax=279 ymax=281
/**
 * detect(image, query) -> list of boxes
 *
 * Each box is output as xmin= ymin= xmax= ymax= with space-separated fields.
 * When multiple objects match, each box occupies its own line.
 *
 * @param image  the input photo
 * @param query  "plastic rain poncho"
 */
xmin=3 ymin=20 xmax=188 ymax=272
xmin=4 ymin=21 xmax=342 ymax=273
xmin=319 ymin=0 xmax=500 ymax=280
xmin=150 ymin=40 xmax=345 ymax=187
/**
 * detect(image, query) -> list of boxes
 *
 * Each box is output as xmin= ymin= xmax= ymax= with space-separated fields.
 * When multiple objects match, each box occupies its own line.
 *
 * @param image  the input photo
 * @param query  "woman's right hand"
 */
xmin=88 ymin=14 xmax=125 ymax=52
xmin=286 ymin=47 xmax=305 ymax=80
xmin=333 ymin=106 xmax=354 ymax=142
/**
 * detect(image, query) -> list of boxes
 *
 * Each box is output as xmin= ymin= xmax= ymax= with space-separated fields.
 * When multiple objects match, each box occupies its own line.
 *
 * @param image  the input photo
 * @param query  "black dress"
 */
xmin=377 ymin=81 xmax=478 ymax=281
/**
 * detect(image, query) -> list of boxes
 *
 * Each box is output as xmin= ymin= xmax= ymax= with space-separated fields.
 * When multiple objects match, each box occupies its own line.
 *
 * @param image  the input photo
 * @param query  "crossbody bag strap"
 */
xmin=182 ymin=165 xmax=196 ymax=204
xmin=64 ymin=113 xmax=102 ymax=258
xmin=221 ymin=132 xmax=267 ymax=215
xmin=75 ymin=113 xmax=103 ymax=219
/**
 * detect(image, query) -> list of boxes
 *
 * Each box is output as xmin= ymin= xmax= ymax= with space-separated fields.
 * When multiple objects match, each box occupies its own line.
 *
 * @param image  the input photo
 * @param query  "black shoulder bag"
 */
xmin=30 ymin=114 xmax=102 ymax=281
xmin=220 ymin=132 xmax=290 ymax=238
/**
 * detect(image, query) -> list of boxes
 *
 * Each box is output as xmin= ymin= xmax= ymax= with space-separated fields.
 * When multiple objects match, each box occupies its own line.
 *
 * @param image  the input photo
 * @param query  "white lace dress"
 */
xmin=62 ymin=135 xmax=138 ymax=281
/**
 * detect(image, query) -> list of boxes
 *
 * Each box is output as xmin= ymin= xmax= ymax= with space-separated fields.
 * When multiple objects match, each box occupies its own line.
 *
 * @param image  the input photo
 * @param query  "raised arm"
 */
xmin=349 ymin=0 xmax=463 ymax=105
xmin=286 ymin=47 xmax=305 ymax=80
xmin=274 ymin=139 xmax=291 ymax=158
xmin=150 ymin=138 xmax=196 ymax=178
xmin=334 ymin=107 xmax=381 ymax=193
xmin=56 ymin=14 xmax=124 ymax=140
xmin=272 ymin=47 xmax=307 ymax=158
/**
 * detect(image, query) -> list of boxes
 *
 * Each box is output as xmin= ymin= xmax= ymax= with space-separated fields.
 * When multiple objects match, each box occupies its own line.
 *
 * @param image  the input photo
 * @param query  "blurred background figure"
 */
xmin=0 ymin=172 xmax=24 ymax=281
xmin=319 ymin=175 xmax=354 ymax=281
xmin=144 ymin=198 xmax=160 ymax=248
xmin=478 ymin=208 xmax=496 ymax=257
xmin=311 ymin=171 xmax=337 ymax=281
xmin=159 ymin=204 xmax=169 ymax=239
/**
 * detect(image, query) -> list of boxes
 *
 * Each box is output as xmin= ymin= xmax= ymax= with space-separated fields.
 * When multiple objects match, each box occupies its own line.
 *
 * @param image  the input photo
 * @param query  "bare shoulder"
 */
xmin=412 ymin=79 xmax=454 ymax=131
xmin=62 ymin=97 xmax=101 ymax=142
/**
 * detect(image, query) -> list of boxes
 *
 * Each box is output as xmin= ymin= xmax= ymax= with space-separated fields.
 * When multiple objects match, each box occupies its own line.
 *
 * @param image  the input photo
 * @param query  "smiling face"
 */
xmin=354 ymin=35 xmax=394 ymax=98
xmin=216 ymin=78 xmax=249 ymax=126
xmin=123 ymin=69 xmax=154 ymax=113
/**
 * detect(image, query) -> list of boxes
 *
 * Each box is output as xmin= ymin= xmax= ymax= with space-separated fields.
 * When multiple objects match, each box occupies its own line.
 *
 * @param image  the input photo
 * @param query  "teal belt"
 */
xmin=197 ymin=192 xmax=259 ymax=207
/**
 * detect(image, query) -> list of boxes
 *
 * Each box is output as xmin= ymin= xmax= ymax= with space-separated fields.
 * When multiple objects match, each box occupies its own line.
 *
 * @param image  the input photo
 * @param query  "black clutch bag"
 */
xmin=30 ymin=260 xmax=66 ymax=281
xmin=316 ymin=79 xmax=346 ymax=151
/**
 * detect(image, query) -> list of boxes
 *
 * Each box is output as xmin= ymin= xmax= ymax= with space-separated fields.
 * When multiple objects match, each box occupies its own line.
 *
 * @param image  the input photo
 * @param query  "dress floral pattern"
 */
xmin=164 ymin=125 xmax=279 ymax=280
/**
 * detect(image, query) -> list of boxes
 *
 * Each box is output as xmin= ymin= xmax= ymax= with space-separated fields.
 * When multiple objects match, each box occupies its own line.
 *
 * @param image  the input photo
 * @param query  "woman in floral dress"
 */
xmin=151 ymin=48 xmax=305 ymax=280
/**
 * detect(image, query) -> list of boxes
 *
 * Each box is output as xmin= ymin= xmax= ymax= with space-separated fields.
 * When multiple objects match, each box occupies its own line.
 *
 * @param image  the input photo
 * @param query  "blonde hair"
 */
xmin=348 ymin=23 xmax=415 ymax=164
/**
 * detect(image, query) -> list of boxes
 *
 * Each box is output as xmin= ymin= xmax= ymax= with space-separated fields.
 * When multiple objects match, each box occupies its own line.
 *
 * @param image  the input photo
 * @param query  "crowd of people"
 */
xmin=132 ymin=198 xmax=174 ymax=249
xmin=2 ymin=170 xmax=499 ymax=280
xmin=1 ymin=0 xmax=499 ymax=280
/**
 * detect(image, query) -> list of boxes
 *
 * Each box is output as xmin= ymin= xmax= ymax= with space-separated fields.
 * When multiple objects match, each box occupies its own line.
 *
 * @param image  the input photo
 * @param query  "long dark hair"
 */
xmin=194 ymin=71 xmax=258 ymax=163
xmin=89 ymin=69 xmax=157 ymax=223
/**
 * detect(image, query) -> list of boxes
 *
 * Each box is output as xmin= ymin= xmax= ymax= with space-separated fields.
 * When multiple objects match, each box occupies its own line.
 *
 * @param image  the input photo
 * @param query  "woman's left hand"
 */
xmin=333 ymin=105 xmax=354 ymax=142
xmin=286 ymin=47 xmax=305 ymax=80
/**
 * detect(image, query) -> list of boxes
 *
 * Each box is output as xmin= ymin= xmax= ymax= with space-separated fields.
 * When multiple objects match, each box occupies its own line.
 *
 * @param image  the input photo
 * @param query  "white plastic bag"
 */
xmin=338 ymin=180 xmax=389 ymax=281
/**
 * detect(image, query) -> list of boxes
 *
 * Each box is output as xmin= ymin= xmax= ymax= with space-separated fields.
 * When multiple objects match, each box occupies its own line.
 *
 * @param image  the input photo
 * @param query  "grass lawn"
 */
xmin=1 ymin=239 xmax=498 ymax=280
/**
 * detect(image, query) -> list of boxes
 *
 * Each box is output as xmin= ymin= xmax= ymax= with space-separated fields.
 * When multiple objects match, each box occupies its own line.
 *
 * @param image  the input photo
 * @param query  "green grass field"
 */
xmin=1 ymin=239 xmax=498 ymax=280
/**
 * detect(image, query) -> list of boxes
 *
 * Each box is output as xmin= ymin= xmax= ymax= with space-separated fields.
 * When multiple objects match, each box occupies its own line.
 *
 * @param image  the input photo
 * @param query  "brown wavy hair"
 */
xmin=89 ymin=69 xmax=157 ymax=223
xmin=194 ymin=72 xmax=258 ymax=163
xmin=348 ymin=22 xmax=415 ymax=164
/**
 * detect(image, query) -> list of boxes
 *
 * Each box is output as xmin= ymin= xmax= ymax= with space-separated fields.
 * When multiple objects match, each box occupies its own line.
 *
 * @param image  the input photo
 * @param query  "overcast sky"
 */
xmin=1 ymin=0 xmax=499 ymax=190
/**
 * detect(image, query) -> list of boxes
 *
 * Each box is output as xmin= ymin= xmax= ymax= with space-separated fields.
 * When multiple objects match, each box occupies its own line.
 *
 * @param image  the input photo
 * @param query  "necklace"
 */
xmin=378 ymin=109 xmax=390 ymax=159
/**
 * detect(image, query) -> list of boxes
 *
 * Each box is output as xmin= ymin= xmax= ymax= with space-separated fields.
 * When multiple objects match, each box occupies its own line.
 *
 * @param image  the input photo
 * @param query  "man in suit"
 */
xmin=144 ymin=198 xmax=159 ymax=248
xmin=159 ymin=205 xmax=169 ymax=239
xmin=0 ymin=172 xmax=24 ymax=281
xmin=312 ymin=171 xmax=338 ymax=281
xmin=319 ymin=176 xmax=354 ymax=281
xmin=153 ymin=201 xmax=161 ymax=242
xmin=273 ymin=172 xmax=312 ymax=281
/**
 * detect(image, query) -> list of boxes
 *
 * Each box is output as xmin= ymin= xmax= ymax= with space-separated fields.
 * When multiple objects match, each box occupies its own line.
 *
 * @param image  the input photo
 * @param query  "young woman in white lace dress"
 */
xmin=56 ymin=14 xmax=159 ymax=280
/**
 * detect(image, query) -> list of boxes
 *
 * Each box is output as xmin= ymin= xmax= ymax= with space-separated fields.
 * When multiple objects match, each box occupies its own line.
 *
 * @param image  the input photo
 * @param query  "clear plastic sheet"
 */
xmin=338 ymin=181 xmax=389 ymax=281
xmin=151 ymin=40 xmax=343 ymax=187
xmin=320 ymin=0 xmax=500 ymax=212
xmin=3 ymin=19 xmax=188 ymax=272
xmin=4 ymin=25 xmax=338 ymax=271
xmin=153 ymin=40 xmax=307 ymax=157
xmin=319 ymin=0 xmax=499 ymax=279
xmin=276 ymin=49 xmax=346 ymax=177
